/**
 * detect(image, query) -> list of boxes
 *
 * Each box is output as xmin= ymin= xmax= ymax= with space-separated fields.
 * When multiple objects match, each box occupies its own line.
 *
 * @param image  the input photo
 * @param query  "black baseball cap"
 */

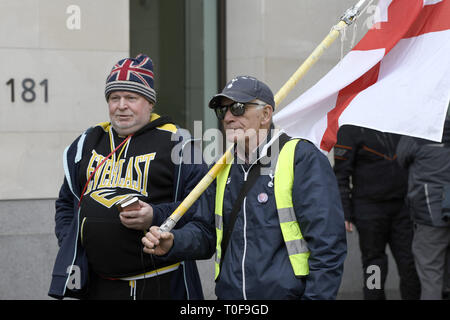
xmin=208 ymin=76 xmax=275 ymax=109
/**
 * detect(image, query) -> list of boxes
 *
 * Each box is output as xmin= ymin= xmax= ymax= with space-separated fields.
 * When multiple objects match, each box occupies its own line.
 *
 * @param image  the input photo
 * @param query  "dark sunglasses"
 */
xmin=214 ymin=102 xmax=266 ymax=120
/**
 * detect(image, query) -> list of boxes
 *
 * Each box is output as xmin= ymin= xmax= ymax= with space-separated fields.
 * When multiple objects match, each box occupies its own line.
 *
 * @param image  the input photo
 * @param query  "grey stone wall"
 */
xmin=0 ymin=199 xmax=58 ymax=299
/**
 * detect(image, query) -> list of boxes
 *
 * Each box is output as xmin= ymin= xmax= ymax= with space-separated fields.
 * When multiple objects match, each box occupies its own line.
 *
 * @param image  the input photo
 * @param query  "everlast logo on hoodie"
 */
xmin=84 ymin=149 xmax=156 ymax=208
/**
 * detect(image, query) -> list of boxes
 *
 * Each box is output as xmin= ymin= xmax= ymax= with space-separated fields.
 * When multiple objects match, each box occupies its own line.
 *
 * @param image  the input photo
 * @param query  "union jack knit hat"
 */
xmin=105 ymin=54 xmax=156 ymax=104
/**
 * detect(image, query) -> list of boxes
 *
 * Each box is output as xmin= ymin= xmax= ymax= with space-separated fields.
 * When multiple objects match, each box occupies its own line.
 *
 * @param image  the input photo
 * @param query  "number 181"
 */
xmin=5 ymin=78 xmax=49 ymax=103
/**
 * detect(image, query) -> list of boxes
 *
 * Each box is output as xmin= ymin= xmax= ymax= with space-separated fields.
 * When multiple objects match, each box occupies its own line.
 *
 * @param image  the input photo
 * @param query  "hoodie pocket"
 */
xmin=81 ymin=217 xmax=146 ymax=278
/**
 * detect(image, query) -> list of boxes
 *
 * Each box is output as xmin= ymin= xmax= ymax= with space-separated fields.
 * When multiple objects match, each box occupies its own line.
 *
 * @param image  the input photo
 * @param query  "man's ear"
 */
xmin=260 ymin=105 xmax=273 ymax=126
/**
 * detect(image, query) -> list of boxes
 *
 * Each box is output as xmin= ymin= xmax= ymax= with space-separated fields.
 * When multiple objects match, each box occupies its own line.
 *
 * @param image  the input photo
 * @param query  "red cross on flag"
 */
xmin=273 ymin=0 xmax=450 ymax=153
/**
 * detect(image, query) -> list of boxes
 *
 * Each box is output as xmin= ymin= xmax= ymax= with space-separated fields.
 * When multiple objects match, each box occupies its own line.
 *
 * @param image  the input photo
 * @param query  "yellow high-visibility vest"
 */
xmin=214 ymin=139 xmax=310 ymax=280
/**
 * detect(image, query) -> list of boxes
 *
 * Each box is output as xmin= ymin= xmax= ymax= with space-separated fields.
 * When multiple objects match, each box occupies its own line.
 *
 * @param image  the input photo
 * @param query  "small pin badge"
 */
xmin=257 ymin=192 xmax=268 ymax=204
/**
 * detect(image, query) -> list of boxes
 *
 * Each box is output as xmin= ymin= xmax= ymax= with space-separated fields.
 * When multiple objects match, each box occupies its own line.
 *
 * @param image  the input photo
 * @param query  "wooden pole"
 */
xmin=158 ymin=0 xmax=368 ymax=232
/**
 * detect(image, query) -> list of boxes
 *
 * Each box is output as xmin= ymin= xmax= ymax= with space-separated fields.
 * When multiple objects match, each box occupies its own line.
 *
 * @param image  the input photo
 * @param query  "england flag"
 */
xmin=273 ymin=0 xmax=450 ymax=152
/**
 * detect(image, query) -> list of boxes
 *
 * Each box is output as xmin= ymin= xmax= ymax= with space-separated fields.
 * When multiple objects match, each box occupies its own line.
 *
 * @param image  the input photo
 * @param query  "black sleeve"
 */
xmin=333 ymin=125 xmax=359 ymax=222
xmin=396 ymin=136 xmax=418 ymax=169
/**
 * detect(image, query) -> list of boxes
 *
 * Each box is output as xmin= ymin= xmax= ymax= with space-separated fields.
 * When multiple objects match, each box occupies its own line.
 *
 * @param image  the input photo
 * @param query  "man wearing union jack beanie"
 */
xmin=105 ymin=54 xmax=157 ymax=105
xmin=49 ymin=54 xmax=207 ymax=300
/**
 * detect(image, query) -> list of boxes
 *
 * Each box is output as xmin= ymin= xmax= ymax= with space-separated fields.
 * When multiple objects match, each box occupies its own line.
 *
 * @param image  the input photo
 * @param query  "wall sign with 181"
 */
xmin=5 ymin=78 xmax=49 ymax=103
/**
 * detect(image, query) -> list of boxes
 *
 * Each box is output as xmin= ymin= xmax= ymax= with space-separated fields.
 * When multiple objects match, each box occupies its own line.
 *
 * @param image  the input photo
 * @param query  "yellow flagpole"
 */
xmin=274 ymin=20 xmax=347 ymax=106
xmin=158 ymin=0 xmax=369 ymax=232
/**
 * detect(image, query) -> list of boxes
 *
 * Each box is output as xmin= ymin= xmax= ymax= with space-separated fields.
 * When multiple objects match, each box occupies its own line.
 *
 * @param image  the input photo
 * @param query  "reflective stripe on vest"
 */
xmin=274 ymin=139 xmax=310 ymax=277
xmin=214 ymin=139 xmax=310 ymax=280
xmin=214 ymin=163 xmax=232 ymax=280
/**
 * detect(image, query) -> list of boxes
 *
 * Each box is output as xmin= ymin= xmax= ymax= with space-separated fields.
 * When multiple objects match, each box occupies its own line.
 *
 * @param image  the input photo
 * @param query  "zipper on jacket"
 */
xmin=239 ymin=160 xmax=261 ymax=300
xmin=236 ymin=132 xmax=282 ymax=300
xmin=241 ymin=169 xmax=248 ymax=300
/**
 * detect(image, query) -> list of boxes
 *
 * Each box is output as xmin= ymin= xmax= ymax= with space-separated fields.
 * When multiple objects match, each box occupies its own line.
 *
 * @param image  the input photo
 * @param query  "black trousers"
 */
xmin=353 ymin=199 xmax=421 ymax=300
xmin=85 ymin=270 xmax=172 ymax=300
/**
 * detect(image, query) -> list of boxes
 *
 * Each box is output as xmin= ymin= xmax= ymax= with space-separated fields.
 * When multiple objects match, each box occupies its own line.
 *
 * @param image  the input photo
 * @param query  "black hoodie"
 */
xmin=78 ymin=114 xmax=180 ymax=277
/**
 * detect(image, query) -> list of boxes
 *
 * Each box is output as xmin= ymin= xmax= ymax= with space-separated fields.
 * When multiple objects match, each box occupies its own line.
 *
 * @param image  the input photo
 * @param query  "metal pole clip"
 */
xmin=340 ymin=0 xmax=370 ymax=25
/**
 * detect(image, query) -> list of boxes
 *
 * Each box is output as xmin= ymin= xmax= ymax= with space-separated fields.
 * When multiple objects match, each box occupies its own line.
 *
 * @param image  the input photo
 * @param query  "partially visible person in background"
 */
xmin=334 ymin=125 xmax=420 ymax=300
xmin=396 ymin=105 xmax=450 ymax=300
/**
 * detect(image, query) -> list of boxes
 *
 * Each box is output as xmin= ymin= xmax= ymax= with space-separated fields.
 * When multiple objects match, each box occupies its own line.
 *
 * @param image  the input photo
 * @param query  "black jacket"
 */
xmin=333 ymin=125 xmax=408 ymax=222
xmin=396 ymin=116 xmax=450 ymax=227
xmin=165 ymin=132 xmax=347 ymax=299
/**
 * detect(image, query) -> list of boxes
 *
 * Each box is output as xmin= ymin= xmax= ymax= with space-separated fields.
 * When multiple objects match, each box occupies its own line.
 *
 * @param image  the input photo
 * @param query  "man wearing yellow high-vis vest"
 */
xmin=143 ymin=76 xmax=347 ymax=299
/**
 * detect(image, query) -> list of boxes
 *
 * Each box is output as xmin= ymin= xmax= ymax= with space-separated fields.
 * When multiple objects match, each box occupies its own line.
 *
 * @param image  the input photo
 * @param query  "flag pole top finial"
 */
xmin=341 ymin=0 xmax=372 ymax=25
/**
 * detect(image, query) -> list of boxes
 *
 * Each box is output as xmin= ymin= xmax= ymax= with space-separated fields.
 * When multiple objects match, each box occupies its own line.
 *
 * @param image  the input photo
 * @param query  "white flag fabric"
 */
xmin=273 ymin=0 xmax=450 ymax=152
